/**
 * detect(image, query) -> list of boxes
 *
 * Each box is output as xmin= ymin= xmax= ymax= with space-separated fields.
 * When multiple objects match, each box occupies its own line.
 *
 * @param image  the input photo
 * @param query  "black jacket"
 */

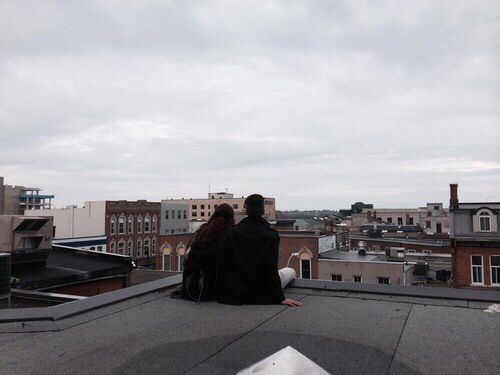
xmin=216 ymin=216 xmax=285 ymax=305
xmin=180 ymin=237 xmax=218 ymax=301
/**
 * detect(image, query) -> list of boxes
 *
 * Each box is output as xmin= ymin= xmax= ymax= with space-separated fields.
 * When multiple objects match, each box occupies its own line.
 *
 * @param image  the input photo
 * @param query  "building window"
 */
xmin=426 ymin=221 xmax=431 ymax=228
xmin=479 ymin=211 xmax=491 ymax=232
xmin=152 ymin=216 xmax=157 ymax=233
xmin=128 ymin=216 xmax=134 ymax=234
xmin=434 ymin=205 xmax=440 ymax=211
xmin=377 ymin=277 xmax=390 ymax=284
xmin=127 ymin=240 xmax=133 ymax=256
xmin=353 ymin=275 xmax=362 ymax=283
xmin=201 ymin=205 xmax=205 ymax=209
xmin=331 ymin=274 xmax=342 ymax=282
xmin=178 ymin=255 xmax=185 ymax=271
xmin=144 ymin=216 xmax=151 ymax=233
xmin=233 ymin=204 xmax=238 ymax=209
xmin=177 ymin=211 xmax=181 ymax=219
xmin=90 ymin=247 xmax=95 ymax=251
xmin=193 ymin=212 xmax=197 ymax=217
xmin=97 ymin=246 xmax=103 ymax=252
xmin=118 ymin=216 xmax=125 ymax=235
xmin=144 ymin=239 xmax=150 ymax=256
xmin=109 ymin=241 xmax=116 ymax=253
xmin=423 ymin=250 xmax=432 ymax=254
xmin=201 ymin=212 xmax=205 ymax=217
xmin=300 ymin=259 xmax=311 ymax=279
xmin=165 ymin=210 xmax=169 ymax=220
xmin=408 ymin=218 xmax=414 ymax=225
xmin=163 ymin=254 xmax=171 ymax=271
xmin=118 ymin=241 xmax=125 ymax=255
xmin=192 ymin=205 xmax=197 ymax=209
xmin=214 ymin=204 xmax=218 ymax=209
xmin=152 ymin=238 xmax=156 ymax=255
xmin=387 ymin=217 xmax=392 ymax=224
xmin=397 ymin=217 xmax=403 ymax=225
xmin=137 ymin=239 xmax=142 ymax=257
xmin=184 ymin=210 xmax=187 ymax=219
xmin=471 ymin=255 xmax=483 ymax=284
xmin=137 ymin=217 xmax=142 ymax=233
xmin=110 ymin=216 xmax=116 ymax=235
xmin=490 ymin=256 xmax=500 ymax=285
xmin=436 ymin=223 xmax=442 ymax=233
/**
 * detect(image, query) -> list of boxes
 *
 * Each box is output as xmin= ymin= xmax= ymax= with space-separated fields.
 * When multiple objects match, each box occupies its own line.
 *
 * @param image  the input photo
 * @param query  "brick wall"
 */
xmin=452 ymin=242 xmax=500 ymax=289
xmin=45 ymin=276 xmax=128 ymax=296
xmin=156 ymin=233 xmax=194 ymax=271
xmin=278 ymin=236 xmax=319 ymax=279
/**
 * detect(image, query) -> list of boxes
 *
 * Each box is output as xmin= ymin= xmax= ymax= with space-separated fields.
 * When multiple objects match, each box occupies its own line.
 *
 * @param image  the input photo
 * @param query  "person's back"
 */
xmin=217 ymin=194 xmax=302 ymax=307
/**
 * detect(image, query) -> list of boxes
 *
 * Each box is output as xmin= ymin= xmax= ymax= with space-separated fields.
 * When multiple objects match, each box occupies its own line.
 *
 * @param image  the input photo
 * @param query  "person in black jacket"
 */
xmin=216 ymin=194 xmax=302 ymax=307
xmin=179 ymin=203 xmax=235 ymax=302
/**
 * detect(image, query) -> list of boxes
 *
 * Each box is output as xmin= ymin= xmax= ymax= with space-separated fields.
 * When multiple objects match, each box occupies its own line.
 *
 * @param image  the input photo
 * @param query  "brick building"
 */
xmin=106 ymin=200 xmax=161 ymax=268
xmin=450 ymin=184 xmax=500 ymax=290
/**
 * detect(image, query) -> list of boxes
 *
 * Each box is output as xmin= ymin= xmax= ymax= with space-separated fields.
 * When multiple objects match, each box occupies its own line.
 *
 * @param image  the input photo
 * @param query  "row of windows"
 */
xmin=331 ymin=274 xmax=390 ymax=284
xmin=191 ymin=204 xmax=239 ymax=210
xmin=471 ymin=255 xmax=500 ymax=285
xmin=108 ymin=238 xmax=156 ymax=258
xmin=110 ymin=215 xmax=157 ymax=235
xmin=165 ymin=210 xmax=187 ymax=220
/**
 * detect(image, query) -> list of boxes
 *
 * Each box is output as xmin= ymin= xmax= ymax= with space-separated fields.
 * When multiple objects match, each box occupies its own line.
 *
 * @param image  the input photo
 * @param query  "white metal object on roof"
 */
xmin=237 ymin=346 xmax=330 ymax=375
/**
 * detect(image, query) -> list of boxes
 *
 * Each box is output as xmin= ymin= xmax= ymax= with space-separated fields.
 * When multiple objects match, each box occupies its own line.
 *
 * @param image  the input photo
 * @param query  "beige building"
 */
xmin=318 ymin=251 xmax=413 ymax=286
xmin=0 ymin=215 xmax=54 ymax=264
xmin=167 ymin=192 xmax=276 ymax=221
xmin=0 ymin=176 xmax=54 ymax=215
xmin=26 ymin=201 xmax=106 ymax=239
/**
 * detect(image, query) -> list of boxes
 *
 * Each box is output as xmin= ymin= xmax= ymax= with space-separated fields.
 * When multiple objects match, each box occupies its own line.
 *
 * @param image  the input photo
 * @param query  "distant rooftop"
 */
xmin=0 ymin=276 xmax=498 ymax=374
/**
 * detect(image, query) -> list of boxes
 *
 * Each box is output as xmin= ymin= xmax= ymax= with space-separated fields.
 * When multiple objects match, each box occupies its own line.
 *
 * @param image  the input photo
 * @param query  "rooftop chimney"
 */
xmin=450 ymin=183 xmax=459 ymax=209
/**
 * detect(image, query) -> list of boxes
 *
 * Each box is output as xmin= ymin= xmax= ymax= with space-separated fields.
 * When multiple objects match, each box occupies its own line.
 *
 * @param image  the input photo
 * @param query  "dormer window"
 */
xmin=479 ymin=211 xmax=491 ymax=232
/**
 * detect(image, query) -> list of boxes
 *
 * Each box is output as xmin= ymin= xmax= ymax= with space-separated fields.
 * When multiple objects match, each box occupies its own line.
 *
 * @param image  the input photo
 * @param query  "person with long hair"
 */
xmin=179 ymin=203 xmax=235 ymax=302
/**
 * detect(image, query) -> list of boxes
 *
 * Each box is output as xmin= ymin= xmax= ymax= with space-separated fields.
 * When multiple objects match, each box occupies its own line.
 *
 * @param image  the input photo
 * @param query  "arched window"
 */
xmin=110 ymin=216 xmax=116 ymax=236
xmin=161 ymin=244 xmax=173 ymax=271
xmin=144 ymin=238 xmax=150 ymax=256
xmin=137 ymin=238 xmax=142 ymax=258
xmin=127 ymin=239 xmax=133 ymax=256
xmin=479 ymin=211 xmax=491 ymax=232
xmin=152 ymin=237 xmax=156 ymax=255
xmin=128 ymin=216 xmax=134 ymax=234
xmin=152 ymin=216 xmax=157 ymax=233
xmin=137 ymin=216 xmax=143 ymax=233
xmin=298 ymin=248 xmax=313 ymax=279
xmin=177 ymin=243 xmax=186 ymax=272
xmin=118 ymin=240 xmax=125 ymax=255
xmin=144 ymin=215 xmax=151 ymax=233
xmin=118 ymin=215 xmax=126 ymax=235
xmin=109 ymin=240 xmax=116 ymax=253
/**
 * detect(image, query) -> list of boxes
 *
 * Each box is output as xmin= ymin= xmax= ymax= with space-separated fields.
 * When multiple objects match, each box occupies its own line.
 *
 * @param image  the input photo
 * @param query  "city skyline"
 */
xmin=1 ymin=1 xmax=499 ymax=210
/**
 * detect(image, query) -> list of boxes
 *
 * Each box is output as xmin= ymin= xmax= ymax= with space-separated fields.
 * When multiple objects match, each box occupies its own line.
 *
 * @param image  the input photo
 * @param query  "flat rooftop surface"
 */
xmin=1 ymin=284 xmax=499 ymax=374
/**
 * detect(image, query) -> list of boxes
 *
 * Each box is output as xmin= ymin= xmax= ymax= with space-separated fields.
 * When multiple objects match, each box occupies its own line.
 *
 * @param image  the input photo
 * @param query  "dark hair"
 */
xmin=193 ymin=203 xmax=234 ymax=243
xmin=244 ymin=194 xmax=265 ymax=217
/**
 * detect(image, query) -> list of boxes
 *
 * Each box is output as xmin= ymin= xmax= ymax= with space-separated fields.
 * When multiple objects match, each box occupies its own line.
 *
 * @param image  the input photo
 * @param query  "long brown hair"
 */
xmin=192 ymin=203 xmax=235 ymax=243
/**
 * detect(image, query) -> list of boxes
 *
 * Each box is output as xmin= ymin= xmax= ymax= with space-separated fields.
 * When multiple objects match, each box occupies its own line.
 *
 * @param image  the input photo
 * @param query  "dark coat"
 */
xmin=216 ymin=216 xmax=285 ymax=305
xmin=180 ymin=238 xmax=218 ymax=301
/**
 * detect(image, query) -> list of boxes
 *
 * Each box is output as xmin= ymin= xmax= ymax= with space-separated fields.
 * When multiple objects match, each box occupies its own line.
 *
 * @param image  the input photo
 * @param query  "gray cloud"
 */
xmin=1 ymin=0 xmax=499 ymax=209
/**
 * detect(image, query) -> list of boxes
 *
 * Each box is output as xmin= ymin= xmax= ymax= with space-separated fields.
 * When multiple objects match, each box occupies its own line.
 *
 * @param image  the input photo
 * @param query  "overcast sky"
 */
xmin=1 ymin=1 xmax=499 ymax=210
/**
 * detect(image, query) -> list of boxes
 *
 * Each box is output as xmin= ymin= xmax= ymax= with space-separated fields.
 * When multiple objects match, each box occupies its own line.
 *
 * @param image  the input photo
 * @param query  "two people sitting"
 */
xmin=179 ymin=194 xmax=302 ymax=307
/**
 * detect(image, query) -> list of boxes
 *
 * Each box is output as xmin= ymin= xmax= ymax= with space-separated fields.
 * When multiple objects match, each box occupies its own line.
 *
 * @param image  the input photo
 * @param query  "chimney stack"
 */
xmin=450 ymin=184 xmax=459 ymax=209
